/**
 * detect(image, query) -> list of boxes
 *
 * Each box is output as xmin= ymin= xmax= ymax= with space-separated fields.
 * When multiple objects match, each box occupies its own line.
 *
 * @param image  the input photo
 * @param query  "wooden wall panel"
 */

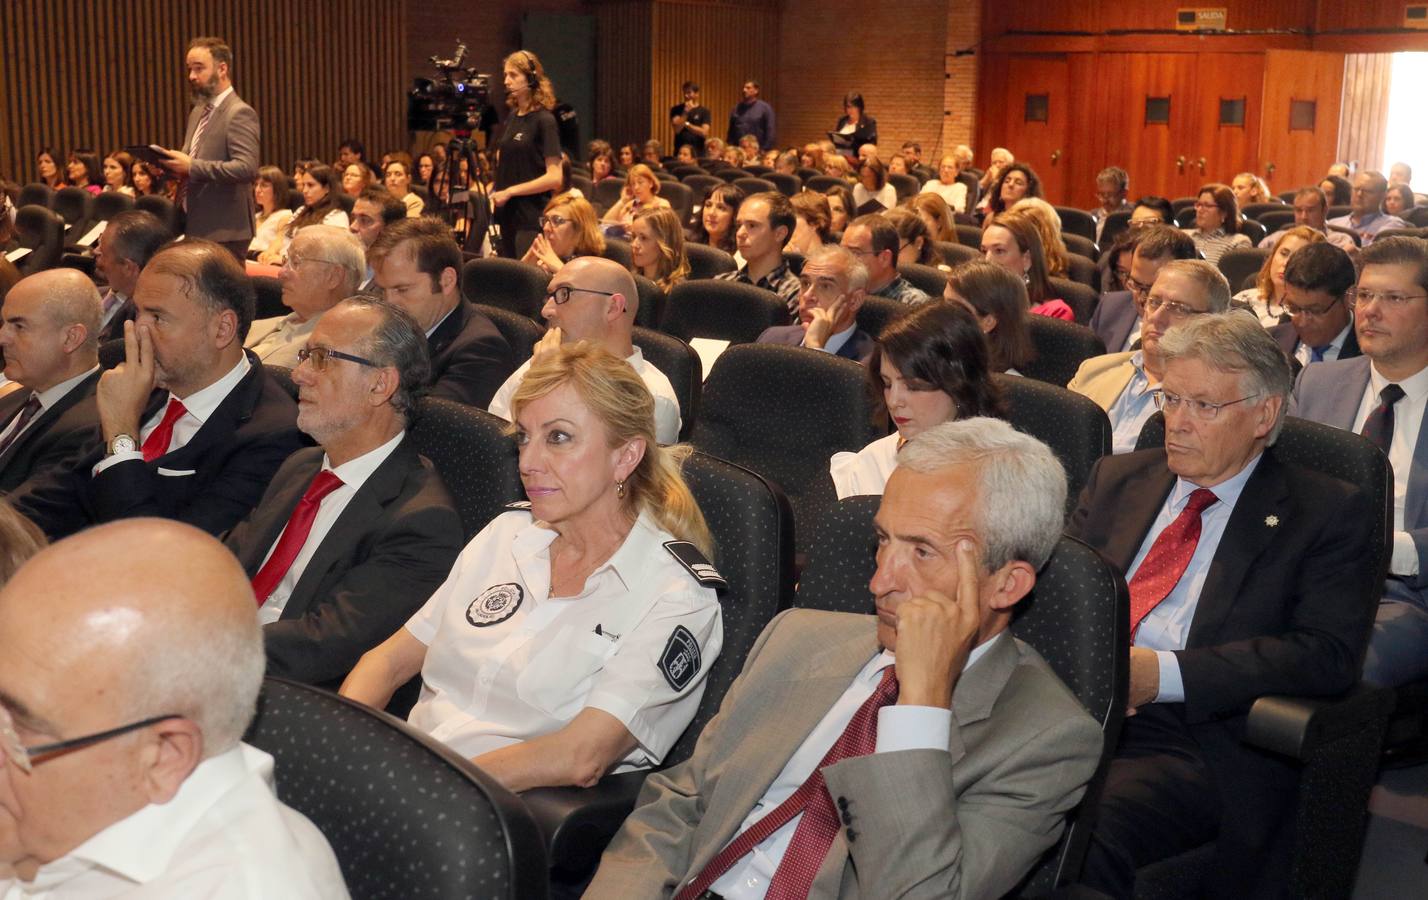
xmin=0 ymin=0 xmax=406 ymax=183
xmin=984 ymin=0 xmax=1318 ymax=36
xmin=1338 ymin=54 xmax=1393 ymax=174
xmin=1258 ymin=50 xmax=1344 ymax=191
xmin=594 ymin=0 xmax=654 ymax=147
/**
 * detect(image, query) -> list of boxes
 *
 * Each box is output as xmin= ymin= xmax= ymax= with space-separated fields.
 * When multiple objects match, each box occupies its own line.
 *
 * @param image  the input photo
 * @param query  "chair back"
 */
xmin=1242 ymin=201 xmax=1286 ymax=222
xmin=897 ymin=262 xmax=947 ymax=297
xmin=12 ymin=205 xmax=65 ymax=273
xmin=250 ymin=275 xmax=285 ymax=320
xmin=717 ymin=168 xmax=752 ymax=183
xmin=670 ymin=164 xmax=706 ymax=179
xmin=692 ymin=344 xmax=879 ymax=547
xmin=856 ymin=295 xmax=910 ymax=339
xmin=17 ymin=183 xmax=52 ymax=209
xmin=743 ymin=164 xmax=773 ymax=176
xmin=797 ymin=167 xmax=823 ymax=182
xmin=475 ymin=304 xmax=545 ymax=368
xmin=956 ymin=170 xmax=981 ymax=209
xmin=1258 ymin=210 xmax=1295 ymax=235
xmin=51 ymin=186 xmax=93 ymax=229
xmin=1327 ymin=224 xmax=1361 ymax=247
xmin=994 ymin=373 xmax=1111 ymax=512
xmin=1023 ymin=317 xmax=1107 ymax=388
xmin=681 ymin=174 xmax=724 ymax=201
xmin=244 ymin=677 xmax=549 ymax=900
xmin=334 ymin=193 xmax=356 ymax=215
xmin=99 ymin=338 xmax=125 ymax=369
xmin=263 ymin=364 xmax=299 ymax=401
xmin=1047 ymin=277 xmax=1098 ymax=325
xmin=92 ymin=191 xmax=134 ymax=222
xmin=601 ymin=237 xmax=633 ymax=268
xmin=1171 ymin=196 xmax=1197 ymax=214
xmin=632 ymin=325 xmax=702 ymax=441
xmin=1238 ymin=218 xmax=1268 ymax=245
xmin=733 ymin=177 xmax=776 ymax=197
xmin=1217 ymin=247 xmax=1269 ymax=294
xmin=937 ymin=240 xmax=979 ymax=267
xmin=461 ymin=257 xmax=551 ymax=321
xmin=569 ymin=174 xmax=594 ymax=199
xmin=1063 ymin=232 xmax=1098 ymax=260
xmin=407 ymin=397 xmax=523 ymax=540
xmin=767 ymin=172 xmax=802 ymax=197
xmin=804 ymin=175 xmax=848 ymax=194
xmin=888 ymin=173 xmax=920 ymax=202
xmin=593 ymin=179 xmax=624 ymax=211
xmin=955 ymin=222 xmax=983 ymax=248
xmin=1407 ymin=205 xmax=1428 ymax=227
xmin=632 ymin=274 xmax=666 ymax=329
xmin=1055 ymin=206 xmax=1098 ymax=243
xmin=1099 ymin=210 xmax=1132 ymax=248
xmin=1066 ymin=252 xmax=1099 ymax=289
xmin=660 ymin=181 xmax=693 ymax=222
xmin=660 ymin=280 xmax=790 ymax=343
xmin=1328 ymin=204 xmax=1352 ymax=219
xmin=685 ymin=242 xmax=738 ymax=279
xmin=134 ymin=194 xmax=183 ymax=235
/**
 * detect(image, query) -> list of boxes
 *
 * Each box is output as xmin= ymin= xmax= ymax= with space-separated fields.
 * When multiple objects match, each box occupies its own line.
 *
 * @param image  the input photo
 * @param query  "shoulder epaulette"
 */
xmin=662 ymin=541 xmax=727 ymax=589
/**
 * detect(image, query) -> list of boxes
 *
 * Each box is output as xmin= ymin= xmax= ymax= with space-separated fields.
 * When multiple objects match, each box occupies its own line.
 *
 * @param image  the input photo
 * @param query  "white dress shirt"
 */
xmin=709 ymin=637 xmax=999 ymax=899
xmin=829 ymin=432 xmax=900 ymax=500
xmin=257 ymin=431 xmax=405 ymax=624
xmin=93 ymin=354 xmax=252 ymax=475
xmin=1127 ymin=455 xmax=1262 ymax=702
xmin=0 ymin=744 xmax=348 ymax=899
xmin=1352 ymin=362 xmax=1428 ymax=576
xmin=0 ymin=366 xmax=99 ymax=449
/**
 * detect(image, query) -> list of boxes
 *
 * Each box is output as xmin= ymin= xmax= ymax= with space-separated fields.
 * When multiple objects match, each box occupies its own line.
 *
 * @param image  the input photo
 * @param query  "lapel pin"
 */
xmin=1265 ymin=515 xmax=1280 ymax=528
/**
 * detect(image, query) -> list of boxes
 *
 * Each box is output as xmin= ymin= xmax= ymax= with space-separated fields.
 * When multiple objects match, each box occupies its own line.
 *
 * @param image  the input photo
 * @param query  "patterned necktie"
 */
xmin=0 ymin=395 xmax=42 ymax=457
xmin=1360 ymin=383 xmax=1406 ymax=454
xmin=1128 ymin=488 xmax=1219 ymax=635
xmin=178 ymin=102 xmax=214 ymax=211
xmin=250 ymin=470 xmax=345 ymax=606
xmin=675 ymin=666 xmax=900 ymax=900
xmin=140 ymin=397 xmax=188 ymax=462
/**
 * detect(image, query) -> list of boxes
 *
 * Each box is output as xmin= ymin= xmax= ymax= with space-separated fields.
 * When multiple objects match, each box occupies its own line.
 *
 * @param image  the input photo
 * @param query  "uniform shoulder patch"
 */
xmin=658 ymin=625 xmax=703 ymax=692
xmin=663 ymin=541 xmax=727 ymax=589
xmin=504 ymin=500 xmax=533 ymax=511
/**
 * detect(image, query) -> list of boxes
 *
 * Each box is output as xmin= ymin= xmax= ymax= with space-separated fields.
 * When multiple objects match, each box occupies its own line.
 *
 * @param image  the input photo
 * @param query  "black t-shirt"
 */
xmin=495 ymin=108 xmax=561 ymax=193
xmin=669 ymin=103 xmax=711 ymax=154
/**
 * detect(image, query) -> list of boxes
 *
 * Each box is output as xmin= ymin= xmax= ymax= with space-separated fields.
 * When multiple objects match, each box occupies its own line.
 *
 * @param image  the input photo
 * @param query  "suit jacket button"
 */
xmin=841 ymin=811 xmax=852 ymax=825
xmin=836 ymin=796 xmax=849 ymax=809
xmin=845 ymin=828 xmax=857 ymax=842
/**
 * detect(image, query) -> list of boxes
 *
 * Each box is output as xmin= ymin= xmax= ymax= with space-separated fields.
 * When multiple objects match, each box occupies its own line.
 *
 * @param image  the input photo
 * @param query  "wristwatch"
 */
xmin=108 ymin=434 xmax=137 ymax=456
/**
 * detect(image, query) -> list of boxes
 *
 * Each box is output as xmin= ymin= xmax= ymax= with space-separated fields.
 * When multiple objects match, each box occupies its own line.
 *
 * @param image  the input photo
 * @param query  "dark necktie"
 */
xmin=1310 ymin=345 xmax=1329 ymax=363
xmin=1128 ymin=488 xmax=1219 ymax=635
xmin=675 ymin=666 xmax=900 ymax=900
xmin=1361 ymin=384 xmax=1406 ymax=454
xmin=0 ymin=395 xmax=43 ymax=457
xmin=250 ymin=470 xmax=345 ymax=606
xmin=140 ymin=398 xmax=188 ymax=462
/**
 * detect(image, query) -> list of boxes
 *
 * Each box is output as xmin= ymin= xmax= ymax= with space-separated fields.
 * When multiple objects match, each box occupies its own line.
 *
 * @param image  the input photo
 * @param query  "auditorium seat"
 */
xmin=1099 ymin=210 xmax=1132 ymax=248
xmin=460 ymin=257 xmax=550 ymax=321
xmin=250 ymin=275 xmax=285 ymax=320
xmin=797 ymin=166 xmax=822 ymax=182
xmin=897 ymin=262 xmax=947 ymax=298
xmin=743 ymin=164 xmax=773 ymax=177
xmin=12 ymin=205 xmax=65 ymax=274
xmin=1023 ymin=316 xmax=1107 ymax=389
xmin=593 ymin=179 xmax=624 ymax=212
xmin=632 ymin=325 xmax=701 ymax=441
xmin=1066 ymin=252 xmax=1099 ymax=289
xmin=681 ymin=173 xmax=723 ymax=203
xmin=956 ymin=170 xmax=981 ymax=210
xmin=888 ymin=173 xmax=920 ymax=202
xmin=670 ymin=164 xmax=706 ymax=179
xmin=334 ymin=193 xmax=355 ymax=216
xmin=937 ymin=240 xmax=979 ymax=268
xmin=1062 ymin=232 xmax=1098 ymax=260
xmin=1048 ymin=276 xmax=1098 ymax=325
xmin=1241 ymin=201 xmax=1286 ymax=221
xmin=475 ymin=303 xmax=544 ymax=368
xmin=632 ymin=274 xmax=665 ymax=330
xmin=1327 ymin=224 xmax=1361 ymax=247
xmin=407 ymin=398 xmax=523 ymax=540
xmin=1216 ymin=247 xmax=1268 ymax=294
xmin=856 ymin=295 xmax=909 ymax=339
xmin=804 ymin=175 xmax=847 ymax=194
xmin=1238 ymin=218 xmax=1268 ymax=245
xmin=134 ymin=194 xmax=183 ymax=236
xmin=601 ymin=237 xmax=633 ymax=269
xmin=660 ymin=280 xmax=789 ymax=344
xmin=684 ymin=242 xmax=737 ymax=280
xmin=1258 ymin=210 xmax=1295 ymax=236
xmin=716 ymin=168 xmax=752 ymax=183
xmin=995 ymin=373 xmax=1110 ymax=511
xmin=92 ymin=190 xmax=134 ymax=223
xmin=569 ymin=174 xmax=594 ymax=201
xmin=1055 ymin=207 xmax=1098 ymax=243
xmin=766 ymin=172 xmax=802 ymax=197
xmin=17 ymin=183 xmax=52 ymax=209
xmin=659 ymin=180 xmax=693 ymax=223
xmin=955 ymin=222 xmax=983 ymax=249
xmin=732 ymin=177 xmax=776 ymax=198
xmin=51 ymin=187 xmax=95 ymax=249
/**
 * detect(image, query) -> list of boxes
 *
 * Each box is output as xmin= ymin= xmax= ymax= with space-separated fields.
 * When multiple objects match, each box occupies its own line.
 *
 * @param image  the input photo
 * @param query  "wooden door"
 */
xmin=1095 ymin=53 xmax=1201 ymax=200
xmin=1258 ymin=50 xmax=1345 ymax=194
xmin=1188 ymin=54 xmax=1267 ymax=191
xmin=978 ymin=54 xmax=1071 ymax=203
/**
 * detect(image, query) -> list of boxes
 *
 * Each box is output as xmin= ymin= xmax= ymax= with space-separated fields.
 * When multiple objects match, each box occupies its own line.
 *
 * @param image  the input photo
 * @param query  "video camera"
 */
xmin=407 ymin=40 xmax=495 ymax=136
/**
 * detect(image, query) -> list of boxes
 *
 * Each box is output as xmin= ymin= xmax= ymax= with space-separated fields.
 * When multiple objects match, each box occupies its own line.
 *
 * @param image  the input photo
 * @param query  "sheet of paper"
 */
xmin=76 ymin=220 xmax=106 ymax=247
xmin=4 ymin=247 xmax=32 ymax=262
xmin=688 ymin=338 xmax=731 ymax=381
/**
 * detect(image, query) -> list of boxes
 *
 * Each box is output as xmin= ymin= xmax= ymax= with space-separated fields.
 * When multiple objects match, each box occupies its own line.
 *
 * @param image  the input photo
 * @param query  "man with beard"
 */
xmin=152 ymin=36 xmax=261 ymax=262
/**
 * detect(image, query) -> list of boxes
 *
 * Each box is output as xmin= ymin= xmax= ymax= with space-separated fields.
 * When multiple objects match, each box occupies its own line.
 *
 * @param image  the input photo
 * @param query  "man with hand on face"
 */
xmin=670 ymin=81 xmax=711 ymax=159
xmin=245 ymin=226 xmax=366 ymax=368
xmin=0 ymin=519 xmax=349 ymax=897
xmin=585 ymin=418 xmax=1101 ymax=900
xmin=14 ymin=240 xmax=302 ymax=539
xmin=487 ymin=257 xmax=681 ymax=444
xmin=715 ymin=191 xmax=804 ymax=320
xmin=225 ymin=296 xmax=462 ymax=687
xmin=756 ymin=243 xmax=874 ymax=363
xmin=1068 ymin=313 xmax=1377 ymax=897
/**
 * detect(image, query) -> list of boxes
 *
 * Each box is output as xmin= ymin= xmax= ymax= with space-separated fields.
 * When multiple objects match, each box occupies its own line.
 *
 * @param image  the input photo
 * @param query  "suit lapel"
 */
xmin=1106 ymin=459 xmax=1176 ymax=573
xmin=1407 ymin=408 xmax=1428 ymax=533
xmin=426 ymin=302 xmax=467 ymax=360
xmin=0 ymin=372 xmax=99 ymax=467
xmin=1188 ymin=452 xmax=1291 ymax=647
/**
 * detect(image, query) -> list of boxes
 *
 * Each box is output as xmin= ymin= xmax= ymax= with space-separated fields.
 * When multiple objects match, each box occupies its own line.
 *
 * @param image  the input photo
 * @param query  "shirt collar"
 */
xmin=323 ymin=430 xmax=405 ymax=494
xmin=207 ymin=86 xmax=234 ymax=110
xmin=34 ymin=365 xmax=99 ymax=411
xmin=1369 ymin=356 xmax=1428 ymax=401
xmin=424 ymin=304 xmax=458 ymax=339
xmin=1171 ymin=450 xmax=1262 ymax=504
xmin=820 ymin=323 xmax=857 ymax=355
xmin=169 ymin=353 xmax=251 ymax=423
xmin=512 ymin=510 xmax=660 ymax=595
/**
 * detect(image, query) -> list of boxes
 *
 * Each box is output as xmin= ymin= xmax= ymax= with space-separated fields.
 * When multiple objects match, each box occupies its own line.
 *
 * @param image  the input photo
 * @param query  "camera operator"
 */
xmin=489 ymin=50 xmax=562 ymax=259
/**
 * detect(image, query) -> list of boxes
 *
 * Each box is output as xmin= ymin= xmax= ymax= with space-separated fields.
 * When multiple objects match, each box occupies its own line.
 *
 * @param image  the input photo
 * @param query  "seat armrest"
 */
xmin=522 ymin=770 xmax=649 ymax=874
xmin=1245 ymin=684 xmax=1396 ymax=760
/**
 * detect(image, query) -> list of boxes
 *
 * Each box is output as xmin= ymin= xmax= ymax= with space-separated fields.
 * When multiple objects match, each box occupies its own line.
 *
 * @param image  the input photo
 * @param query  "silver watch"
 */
xmin=108 ymin=434 xmax=137 ymax=456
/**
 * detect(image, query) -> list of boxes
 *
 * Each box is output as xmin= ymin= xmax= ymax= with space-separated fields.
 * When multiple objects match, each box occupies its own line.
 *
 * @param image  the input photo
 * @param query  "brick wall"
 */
xmin=944 ymin=0 xmax=979 ymax=158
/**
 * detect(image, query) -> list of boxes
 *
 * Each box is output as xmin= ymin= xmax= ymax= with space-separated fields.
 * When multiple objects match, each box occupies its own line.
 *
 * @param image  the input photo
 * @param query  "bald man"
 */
xmin=0 ymin=270 xmax=104 ymax=497
xmin=486 ymin=257 xmax=681 ymax=443
xmin=0 ymin=519 xmax=348 ymax=897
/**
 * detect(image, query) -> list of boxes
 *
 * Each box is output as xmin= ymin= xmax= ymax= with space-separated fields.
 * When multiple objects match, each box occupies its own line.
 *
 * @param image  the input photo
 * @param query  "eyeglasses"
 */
xmin=1192 ymin=201 xmax=1218 ymax=210
xmin=1126 ymin=276 xmax=1154 ymax=298
xmin=1154 ymin=390 xmax=1261 ymax=420
xmin=296 ymin=346 xmax=380 ymax=371
xmin=282 ymin=253 xmax=342 ymax=271
xmin=1 ymin=704 xmax=181 ymax=774
xmin=1144 ymin=295 xmax=1207 ymax=318
xmin=544 ymin=285 xmax=619 ymax=306
xmin=1347 ymin=288 xmax=1428 ymax=308
xmin=1283 ymin=294 xmax=1345 ymax=318
xmin=538 ymin=214 xmax=571 ymax=229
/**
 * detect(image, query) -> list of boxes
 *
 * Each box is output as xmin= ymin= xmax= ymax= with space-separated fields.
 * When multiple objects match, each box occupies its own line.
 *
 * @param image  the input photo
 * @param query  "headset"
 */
xmin=522 ymin=51 xmax=539 ymax=93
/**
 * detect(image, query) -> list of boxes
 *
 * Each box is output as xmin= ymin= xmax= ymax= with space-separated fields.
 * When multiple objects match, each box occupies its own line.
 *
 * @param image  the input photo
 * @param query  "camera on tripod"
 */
xmin=407 ymin=40 xmax=495 ymax=136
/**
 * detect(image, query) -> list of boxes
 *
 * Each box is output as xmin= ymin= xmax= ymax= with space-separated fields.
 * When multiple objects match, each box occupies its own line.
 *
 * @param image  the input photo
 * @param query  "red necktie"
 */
xmin=0 ymin=395 xmax=42 ymax=457
xmin=250 ymin=470 xmax=344 ymax=606
xmin=140 ymin=398 xmax=188 ymax=462
xmin=1127 ymin=488 xmax=1218 ymax=635
xmin=676 ymin=666 xmax=900 ymax=900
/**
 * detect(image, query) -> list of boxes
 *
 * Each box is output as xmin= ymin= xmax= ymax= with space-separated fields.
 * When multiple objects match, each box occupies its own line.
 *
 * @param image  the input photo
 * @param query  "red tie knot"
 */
xmin=306 ymin=469 xmax=344 ymax=501
xmin=1185 ymin=487 xmax=1218 ymax=515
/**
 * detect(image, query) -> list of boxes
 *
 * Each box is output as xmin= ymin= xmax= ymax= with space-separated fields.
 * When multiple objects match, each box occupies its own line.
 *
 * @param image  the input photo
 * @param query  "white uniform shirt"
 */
xmin=405 ymin=509 xmax=723 ymax=769
xmin=0 ymin=744 xmax=349 ymax=899
xmin=829 ymin=432 xmax=900 ymax=500
xmin=488 ymin=346 xmax=682 ymax=445
xmin=1352 ymin=362 xmax=1428 ymax=576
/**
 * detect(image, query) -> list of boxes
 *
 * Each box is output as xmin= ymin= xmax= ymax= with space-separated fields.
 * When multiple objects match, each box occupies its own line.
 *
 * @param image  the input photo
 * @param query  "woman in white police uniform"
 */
xmin=342 ymin=343 xmax=723 ymax=791
xmin=830 ymin=300 xmax=1005 ymax=498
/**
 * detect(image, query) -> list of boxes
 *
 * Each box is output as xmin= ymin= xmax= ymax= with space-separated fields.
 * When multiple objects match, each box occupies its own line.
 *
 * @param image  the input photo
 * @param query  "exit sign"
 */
xmin=1176 ymin=8 xmax=1228 ymax=31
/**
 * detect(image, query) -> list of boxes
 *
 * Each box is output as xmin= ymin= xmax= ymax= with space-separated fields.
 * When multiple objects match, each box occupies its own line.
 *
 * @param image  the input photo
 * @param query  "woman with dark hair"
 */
xmin=36 ymin=148 xmax=66 ymax=189
xmin=688 ymin=182 xmax=744 ymax=254
xmin=1385 ymin=183 xmax=1416 ymax=218
xmin=384 ymin=160 xmax=423 ymax=217
xmin=789 ymin=191 xmax=832 ymax=254
xmin=629 ymin=207 xmax=691 ymax=291
xmin=1320 ymin=174 xmax=1352 ymax=207
xmin=490 ymin=49 xmax=564 ymax=258
xmin=259 ymin=163 xmax=346 ymax=264
xmin=980 ymin=209 xmax=1073 ymax=320
xmin=590 ymin=149 xmax=617 ymax=185
xmin=885 ymin=207 xmax=938 ymax=267
xmin=824 ymin=183 xmax=854 ymax=235
xmin=618 ymin=144 xmax=638 ymax=170
xmin=829 ymin=301 xmax=1004 ymax=498
xmin=945 ymin=260 xmax=1035 ymax=374
xmin=102 ymin=151 xmax=137 ymax=196
xmin=833 ymin=92 xmax=878 ymax=159
xmin=853 ymin=156 xmax=896 ymax=212
xmin=982 ymin=162 xmax=1041 ymax=225
xmin=66 ymin=150 xmax=103 ymax=195
xmin=1184 ymin=182 xmax=1249 ymax=264
xmin=415 ymin=153 xmax=435 ymax=189
xmin=249 ymin=165 xmax=294 ymax=259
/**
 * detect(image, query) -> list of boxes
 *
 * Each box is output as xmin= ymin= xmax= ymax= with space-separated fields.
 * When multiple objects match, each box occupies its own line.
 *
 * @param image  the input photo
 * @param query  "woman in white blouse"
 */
xmin=258 ymin=164 xmax=349 ymax=265
xmin=248 ymin=166 xmax=294 ymax=258
xmin=830 ymin=300 xmax=1005 ymax=499
xmin=919 ymin=155 xmax=969 ymax=213
xmin=852 ymin=156 xmax=897 ymax=213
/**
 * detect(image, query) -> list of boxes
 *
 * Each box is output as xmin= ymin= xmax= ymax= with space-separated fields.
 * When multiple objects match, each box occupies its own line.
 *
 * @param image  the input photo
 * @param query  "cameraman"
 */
xmin=489 ymin=50 xmax=562 ymax=259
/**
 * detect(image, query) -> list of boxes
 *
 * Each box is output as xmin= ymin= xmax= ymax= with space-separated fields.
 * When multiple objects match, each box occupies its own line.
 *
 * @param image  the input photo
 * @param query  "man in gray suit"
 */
xmin=155 ymin=36 xmax=260 ymax=262
xmin=1294 ymin=234 xmax=1428 ymax=686
xmin=585 ymin=418 xmax=1102 ymax=899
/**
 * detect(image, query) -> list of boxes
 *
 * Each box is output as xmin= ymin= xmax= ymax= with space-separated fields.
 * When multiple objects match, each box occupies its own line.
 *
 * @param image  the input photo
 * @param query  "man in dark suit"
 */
xmin=154 ymin=36 xmax=260 ymax=262
xmin=1089 ymin=225 xmax=1196 ymax=354
xmin=15 ymin=241 xmax=302 ymax=539
xmin=225 ymin=296 xmax=462 ymax=686
xmin=368 ymin=217 xmax=513 ymax=408
xmin=1294 ymin=236 xmax=1428 ymax=687
xmin=91 ymin=210 xmax=171 ymax=342
xmin=0 ymin=270 xmax=103 ymax=496
xmin=1067 ymin=312 xmax=1378 ymax=898
xmin=756 ymin=243 xmax=874 ymax=363
xmin=1267 ymin=241 xmax=1359 ymax=374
